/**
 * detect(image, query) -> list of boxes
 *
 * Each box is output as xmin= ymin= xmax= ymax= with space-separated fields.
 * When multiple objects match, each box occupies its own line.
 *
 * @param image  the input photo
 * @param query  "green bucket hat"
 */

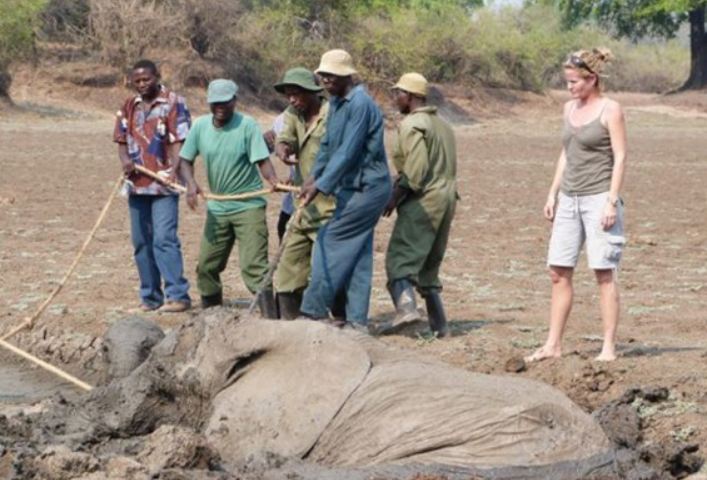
xmin=274 ymin=67 xmax=323 ymax=94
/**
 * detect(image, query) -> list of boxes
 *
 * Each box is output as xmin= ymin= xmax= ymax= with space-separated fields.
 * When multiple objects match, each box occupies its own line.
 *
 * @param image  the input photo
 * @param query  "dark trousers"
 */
xmin=300 ymin=181 xmax=391 ymax=324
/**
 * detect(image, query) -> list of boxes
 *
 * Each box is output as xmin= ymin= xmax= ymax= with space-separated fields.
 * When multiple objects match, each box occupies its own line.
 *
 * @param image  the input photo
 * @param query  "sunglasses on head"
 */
xmin=568 ymin=55 xmax=594 ymax=74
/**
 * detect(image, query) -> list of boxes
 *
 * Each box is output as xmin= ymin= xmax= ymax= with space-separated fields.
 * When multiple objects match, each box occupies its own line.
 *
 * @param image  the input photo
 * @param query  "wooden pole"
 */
xmin=133 ymin=165 xmax=300 ymax=200
xmin=0 ymin=338 xmax=93 ymax=391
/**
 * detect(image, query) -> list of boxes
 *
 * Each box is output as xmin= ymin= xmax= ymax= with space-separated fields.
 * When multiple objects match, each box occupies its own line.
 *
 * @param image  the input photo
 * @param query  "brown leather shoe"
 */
xmin=128 ymin=303 xmax=160 ymax=314
xmin=158 ymin=300 xmax=190 ymax=313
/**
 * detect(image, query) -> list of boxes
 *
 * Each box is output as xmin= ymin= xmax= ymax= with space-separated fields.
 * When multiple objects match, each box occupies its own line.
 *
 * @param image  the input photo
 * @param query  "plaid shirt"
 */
xmin=113 ymin=85 xmax=191 ymax=195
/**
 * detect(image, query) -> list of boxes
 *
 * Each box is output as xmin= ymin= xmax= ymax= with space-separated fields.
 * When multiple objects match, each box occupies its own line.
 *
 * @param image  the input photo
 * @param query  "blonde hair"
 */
xmin=564 ymin=48 xmax=614 ymax=87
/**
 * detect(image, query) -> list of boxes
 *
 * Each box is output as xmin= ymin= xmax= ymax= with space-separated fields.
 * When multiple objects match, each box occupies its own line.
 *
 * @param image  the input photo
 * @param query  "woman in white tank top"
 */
xmin=526 ymin=48 xmax=628 ymax=363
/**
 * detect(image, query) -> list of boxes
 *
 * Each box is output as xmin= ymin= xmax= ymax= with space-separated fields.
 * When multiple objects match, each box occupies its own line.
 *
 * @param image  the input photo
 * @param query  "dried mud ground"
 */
xmin=0 ymin=88 xmax=706 ymax=475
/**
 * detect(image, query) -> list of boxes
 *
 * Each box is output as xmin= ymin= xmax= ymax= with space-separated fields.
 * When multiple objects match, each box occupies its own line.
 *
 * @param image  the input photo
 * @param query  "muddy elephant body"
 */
xmin=85 ymin=310 xmax=615 ymax=479
xmin=184 ymin=313 xmax=615 ymax=478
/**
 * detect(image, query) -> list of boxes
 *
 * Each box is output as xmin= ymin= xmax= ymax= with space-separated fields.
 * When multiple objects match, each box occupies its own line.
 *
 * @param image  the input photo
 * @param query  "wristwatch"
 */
xmin=607 ymin=195 xmax=619 ymax=207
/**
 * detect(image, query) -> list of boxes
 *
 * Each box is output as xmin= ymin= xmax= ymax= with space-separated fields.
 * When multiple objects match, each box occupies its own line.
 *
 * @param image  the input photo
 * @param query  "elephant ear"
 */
xmin=200 ymin=319 xmax=371 ymax=462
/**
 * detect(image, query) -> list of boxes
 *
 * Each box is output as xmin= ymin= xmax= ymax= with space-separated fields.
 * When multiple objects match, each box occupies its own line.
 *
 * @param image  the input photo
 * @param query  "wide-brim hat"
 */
xmin=392 ymin=72 xmax=428 ymax=97
xmin=315 ymin=49 xmax=357 ymax=77
xmin=274 ymin=67 xmax=323 ymax=93
xmin=207 ymin=79 xmax=238 ymax=103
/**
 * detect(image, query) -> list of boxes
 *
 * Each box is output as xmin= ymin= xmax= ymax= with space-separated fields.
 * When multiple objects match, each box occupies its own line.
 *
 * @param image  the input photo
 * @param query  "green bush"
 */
xmin=0 ymin=0 xmax=48 ymax=96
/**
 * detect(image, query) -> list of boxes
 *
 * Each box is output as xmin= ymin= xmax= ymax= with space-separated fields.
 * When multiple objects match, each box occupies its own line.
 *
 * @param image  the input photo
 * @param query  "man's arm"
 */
xmin=314 ymin=98 xmax=374 ymax=195
xmin=167 ymin=142 xmax=183 ymax=183
xmin=178 ymin=158 xmax=201 ymax=210
xmin=114 ymin=106 xmax=134 ymax=175
xmin=275 ymin=142 xmax=297 ymax=165
xmin=274 ymin=111 xmax=299 ymax=165
xmin=309 ymin=130 xmax=329 ymax=180
xmin=165 ymin=95 xmax=192 ymax=182
xmin=257 ymin=158 xmax=280 ymax=188
xmin=397 ymin=126 xmax=428 ymax=193
xmin=117 ymin=143 xmax=134 ymax=175
xmin=248 ymin=120 xmax=280 ymax=187
xmin=177 ymin=121 xmax=201 ymax=210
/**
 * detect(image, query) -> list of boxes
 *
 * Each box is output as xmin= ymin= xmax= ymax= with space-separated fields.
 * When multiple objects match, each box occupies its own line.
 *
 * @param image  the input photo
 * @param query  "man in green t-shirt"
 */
xmin=178 ymin=79 xmax=279 ymax=318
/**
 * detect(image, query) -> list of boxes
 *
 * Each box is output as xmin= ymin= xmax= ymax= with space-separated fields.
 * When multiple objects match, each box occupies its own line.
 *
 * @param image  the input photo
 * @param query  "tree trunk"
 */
xmin=682 ymin=6 xmax=707 ymax=89
xmin=0 ymin=68 xmax=10 ymax=98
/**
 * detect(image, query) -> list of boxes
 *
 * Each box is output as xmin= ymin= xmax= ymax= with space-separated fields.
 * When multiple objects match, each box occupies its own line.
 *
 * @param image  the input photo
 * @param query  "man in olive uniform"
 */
xmin=381 ymin=73 xmax=457 ymax=337
xmin=272 ymin=68 xmax=336 ymax=318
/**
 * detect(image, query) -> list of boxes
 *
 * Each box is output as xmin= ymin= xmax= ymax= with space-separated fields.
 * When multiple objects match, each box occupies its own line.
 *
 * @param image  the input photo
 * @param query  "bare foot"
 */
xmin=524 ymin=346 xmax=562 ymax=363
xmin=594 ymin=351 xmax=617 ymax=362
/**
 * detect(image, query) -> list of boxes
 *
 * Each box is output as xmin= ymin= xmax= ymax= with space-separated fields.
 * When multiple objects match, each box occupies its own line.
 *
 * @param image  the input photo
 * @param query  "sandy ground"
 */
xmin=0 ymin=84 xmax=706 ymax=472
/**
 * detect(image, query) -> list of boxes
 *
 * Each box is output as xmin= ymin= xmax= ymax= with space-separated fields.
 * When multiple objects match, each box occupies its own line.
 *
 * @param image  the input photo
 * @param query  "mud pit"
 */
xmin=1 ymin=85 xmax=706 ymax=478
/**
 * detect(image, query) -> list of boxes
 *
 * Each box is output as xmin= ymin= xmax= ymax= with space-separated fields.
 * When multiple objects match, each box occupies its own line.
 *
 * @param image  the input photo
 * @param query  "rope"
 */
xmin=0 ymin=176 xmax=123 ymax=392
xmin=2 ymin=175 xmax=124 ymax=342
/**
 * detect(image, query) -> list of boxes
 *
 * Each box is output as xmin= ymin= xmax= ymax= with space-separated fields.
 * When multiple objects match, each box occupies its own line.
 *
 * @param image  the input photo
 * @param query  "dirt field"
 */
xmin=1 ymin=82 xmax=706 ymax=476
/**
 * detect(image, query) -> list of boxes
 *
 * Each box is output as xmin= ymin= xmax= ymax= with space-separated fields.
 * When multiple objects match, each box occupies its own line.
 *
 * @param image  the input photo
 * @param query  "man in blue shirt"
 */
xmin=299 ymin=49 xmax=392 ymax=327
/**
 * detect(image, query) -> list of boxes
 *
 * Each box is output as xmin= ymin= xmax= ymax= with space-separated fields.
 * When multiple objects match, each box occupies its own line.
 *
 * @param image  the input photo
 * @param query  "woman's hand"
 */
xmin=543 ymin=196 xmax=556 ymax=221
xmin=601 ymin=202 xmax=617 ymax=230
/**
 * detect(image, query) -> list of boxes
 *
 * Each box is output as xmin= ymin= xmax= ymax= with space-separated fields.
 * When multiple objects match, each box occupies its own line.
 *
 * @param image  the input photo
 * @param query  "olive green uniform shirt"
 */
xmin=276 ymin=99 xmax=335 ymax=228
xmin=274 ymin=99 xmax=335 ymax=293
xmin=386 ymin=106 xmax=457 ymax=291
xmin=392 ymin=106 xmax=457 ymax=204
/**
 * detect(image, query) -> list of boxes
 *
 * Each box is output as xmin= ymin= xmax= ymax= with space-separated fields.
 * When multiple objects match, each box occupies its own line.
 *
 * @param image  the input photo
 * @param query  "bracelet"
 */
xmin=607 ymin=196 xmax=619 ymax=207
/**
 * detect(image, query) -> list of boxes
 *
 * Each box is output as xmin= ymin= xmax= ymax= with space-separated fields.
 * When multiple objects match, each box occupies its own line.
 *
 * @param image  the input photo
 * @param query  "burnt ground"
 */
xmin=0 ymin=79 xmax=705 ymax=478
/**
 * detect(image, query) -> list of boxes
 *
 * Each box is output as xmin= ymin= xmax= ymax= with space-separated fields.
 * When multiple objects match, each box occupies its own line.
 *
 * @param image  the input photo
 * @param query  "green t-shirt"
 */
xmin=180 ymin=112 xmax=270 ymax=215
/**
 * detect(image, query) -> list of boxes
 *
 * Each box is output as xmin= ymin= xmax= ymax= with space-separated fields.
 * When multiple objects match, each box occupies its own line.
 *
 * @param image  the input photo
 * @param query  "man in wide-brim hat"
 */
xmin=271 ymin=67 xmax=335 ymax=318
xmin=378 ymin=72 xmax=458 ymax=337
xmin=297 ymin=50 xmax=392 ymax=327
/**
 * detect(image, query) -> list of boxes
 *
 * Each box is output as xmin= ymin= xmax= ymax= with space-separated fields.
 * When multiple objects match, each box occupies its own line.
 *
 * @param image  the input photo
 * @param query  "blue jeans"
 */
xmin=300 ymin=181 xmax=391 ymax=324
xmin=128 ymin=194 xmax=190 ymax=307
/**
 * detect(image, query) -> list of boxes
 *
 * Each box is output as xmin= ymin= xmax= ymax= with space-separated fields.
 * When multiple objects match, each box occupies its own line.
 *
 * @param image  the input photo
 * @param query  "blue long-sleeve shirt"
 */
xmin=312 ymin=85 xmax=390 ymax=195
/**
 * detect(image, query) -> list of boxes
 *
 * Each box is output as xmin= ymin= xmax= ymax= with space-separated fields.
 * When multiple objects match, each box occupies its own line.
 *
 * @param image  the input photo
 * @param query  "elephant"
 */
xmin=86 ymin=308 xmax=616 ymax=479
xmin=90 ymin=309 xmax=613 ymax=478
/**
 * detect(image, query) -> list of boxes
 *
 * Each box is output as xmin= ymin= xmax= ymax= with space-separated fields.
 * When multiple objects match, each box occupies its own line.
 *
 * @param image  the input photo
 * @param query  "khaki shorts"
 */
xmin=547 ymin=192 xmax=625 ymax=270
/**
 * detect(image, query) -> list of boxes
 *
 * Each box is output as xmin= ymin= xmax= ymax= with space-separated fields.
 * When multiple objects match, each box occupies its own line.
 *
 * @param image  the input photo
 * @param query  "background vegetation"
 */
xmin=0 ymin=0 xmax=48 ymax=97
xmin=0 ymin=0 xmax=692 ymax=99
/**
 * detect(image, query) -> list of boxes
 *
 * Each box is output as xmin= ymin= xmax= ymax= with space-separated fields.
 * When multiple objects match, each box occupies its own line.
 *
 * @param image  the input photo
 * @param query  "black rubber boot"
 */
xmin=257 ymin=289 xmax=279 ymax=319
xmin=277 ymin=291 xmax=302 ymax=320
xmin=201 ymin=292 xmax=223 ymax=309
xmin=376 ymin=279 xmax=422 ymax=335
xmin=424 ymin=291 xmax=449 ymax=338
